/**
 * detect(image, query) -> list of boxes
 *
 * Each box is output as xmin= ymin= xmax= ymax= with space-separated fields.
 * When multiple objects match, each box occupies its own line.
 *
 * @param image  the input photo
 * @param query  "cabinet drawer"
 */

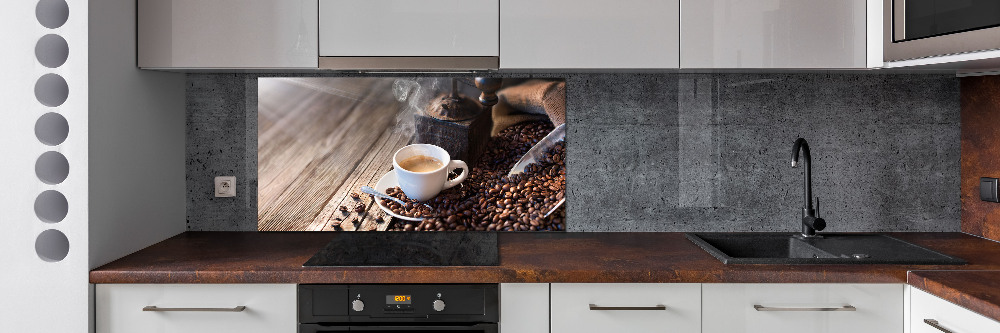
xmin=96 ymin=284 xmax=296 ymax=333
xmin=550 ymin=283 xmax=700 ymax=333
xmin=911 ymin=287 xmax=1000 ymax=333
xmin=702 ymin=283 xmax=902 ymax=333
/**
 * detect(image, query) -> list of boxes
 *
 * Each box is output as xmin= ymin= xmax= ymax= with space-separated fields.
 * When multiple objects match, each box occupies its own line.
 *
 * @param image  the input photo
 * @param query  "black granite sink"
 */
xmin=686 ymin=233 xmax=966 ymax=265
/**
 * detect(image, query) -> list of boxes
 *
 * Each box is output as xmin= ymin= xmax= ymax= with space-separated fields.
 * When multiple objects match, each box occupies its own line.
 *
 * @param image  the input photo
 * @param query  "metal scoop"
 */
xmin=508 ymin=123 xmax=566 ymax=218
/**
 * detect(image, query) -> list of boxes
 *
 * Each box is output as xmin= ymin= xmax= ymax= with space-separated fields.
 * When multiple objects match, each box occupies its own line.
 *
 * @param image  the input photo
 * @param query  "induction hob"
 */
xmin=303 ymin=232 xmax=499 ymax=266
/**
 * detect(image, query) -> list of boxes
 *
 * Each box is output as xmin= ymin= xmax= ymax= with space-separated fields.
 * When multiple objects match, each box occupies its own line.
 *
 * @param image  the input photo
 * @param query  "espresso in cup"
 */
xmin=398 ymin=155 xmax=444 ymax=173
xmin=392 ymin=144 xmax=468 ymax=202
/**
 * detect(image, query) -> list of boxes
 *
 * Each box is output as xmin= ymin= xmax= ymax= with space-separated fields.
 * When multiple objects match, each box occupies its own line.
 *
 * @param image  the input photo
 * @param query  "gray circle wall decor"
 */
xmin=35 ymin=112 xmax=69 ymax=146
xmin=34 ymin=190 xmax=68 ymax=223
xmin=36 ymin=0 xmax=69 ymax=29
xmin=34 ymin=73 xmax=69 ymax=107
xmin=35 ymin=151 xmax=69 ymax=185
xmin=35 ymin=34 xmax=69 ymax=68
xmin=35 ymin=229 xmax=69 ymax=262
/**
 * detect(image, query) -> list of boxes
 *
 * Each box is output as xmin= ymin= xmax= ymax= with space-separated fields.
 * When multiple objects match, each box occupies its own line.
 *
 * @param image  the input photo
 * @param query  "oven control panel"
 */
xmin=384 ymin=294 xmax=414 ymax=312
xmin=299 ymin=284 xmax=498 ymax=323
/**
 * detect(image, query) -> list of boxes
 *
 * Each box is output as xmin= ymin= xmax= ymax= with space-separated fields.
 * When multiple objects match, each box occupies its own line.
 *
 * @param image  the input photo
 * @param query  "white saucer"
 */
xmin=374 ymin=170 xmax=424 ymax=222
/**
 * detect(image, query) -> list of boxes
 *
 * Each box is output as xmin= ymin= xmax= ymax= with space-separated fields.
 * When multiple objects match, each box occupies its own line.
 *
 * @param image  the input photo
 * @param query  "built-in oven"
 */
xmin=299 ymin=284 xmax=498 ymax=333
xmin=884 ymin=0 xmax=1000 ymax=61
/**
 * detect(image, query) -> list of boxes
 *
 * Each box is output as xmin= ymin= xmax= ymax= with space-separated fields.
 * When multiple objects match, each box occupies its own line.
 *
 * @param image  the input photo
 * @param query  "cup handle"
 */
xmin=442 ymin=160 xmax=469 ymax=190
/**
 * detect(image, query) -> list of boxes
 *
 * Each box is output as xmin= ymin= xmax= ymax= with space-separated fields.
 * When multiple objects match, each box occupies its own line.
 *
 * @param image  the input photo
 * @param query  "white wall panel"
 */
xmin=0 ymin=0 xmax=89 ymax=331
xmin=1 ymin=1 xmax=185 ymax=332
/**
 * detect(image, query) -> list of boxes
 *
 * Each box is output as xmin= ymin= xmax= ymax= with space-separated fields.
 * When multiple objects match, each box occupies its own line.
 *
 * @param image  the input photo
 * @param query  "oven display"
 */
xmin=386 ymin=295 xmax=412 ymax=304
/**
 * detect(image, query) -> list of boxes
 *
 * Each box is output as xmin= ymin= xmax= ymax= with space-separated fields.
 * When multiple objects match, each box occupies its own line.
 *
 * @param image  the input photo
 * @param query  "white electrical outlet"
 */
xmin=215 ymin=176 xmax=236 ymax=197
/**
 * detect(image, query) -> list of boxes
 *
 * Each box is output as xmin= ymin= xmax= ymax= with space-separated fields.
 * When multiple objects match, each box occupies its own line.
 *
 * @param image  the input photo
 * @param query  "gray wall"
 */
xmin=89 ymin=0 xmax=187 ymax=268
xmin=187 ymin=73 xmax=960 ymax=232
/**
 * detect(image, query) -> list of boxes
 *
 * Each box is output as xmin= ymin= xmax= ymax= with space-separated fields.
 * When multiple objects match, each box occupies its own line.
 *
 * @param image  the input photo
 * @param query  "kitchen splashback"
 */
xmin=187 ymin=73 xmax=960 ymax=232
xmin=960 ymin=75 xmax=1000 ymax=241
xmin=256 ymin=77 xmax=566 ymax=231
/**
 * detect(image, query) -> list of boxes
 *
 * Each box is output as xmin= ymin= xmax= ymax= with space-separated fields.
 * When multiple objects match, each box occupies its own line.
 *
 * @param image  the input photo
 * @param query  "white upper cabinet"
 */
xmin=500 ymin=0 xmax=680 ymax=69
xmin=319 ymin=0 xmax=499 ymax=57
xmin=137 ymin=0 xmax=318 ymax=69
xmin=681 ymin=0 xmax=875 ymax=68
xmin=134 ymin=1 xmax=888 ymax=70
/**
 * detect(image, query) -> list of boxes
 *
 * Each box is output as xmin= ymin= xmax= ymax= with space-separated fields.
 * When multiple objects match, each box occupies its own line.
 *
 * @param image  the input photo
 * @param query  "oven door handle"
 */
xmin=348 ymin=323 xmax=497 ymax=333
xmin=344 ymin=324 xmax=498 ymax=332
xmin=299 ymin=322 xmax=500 ymax=333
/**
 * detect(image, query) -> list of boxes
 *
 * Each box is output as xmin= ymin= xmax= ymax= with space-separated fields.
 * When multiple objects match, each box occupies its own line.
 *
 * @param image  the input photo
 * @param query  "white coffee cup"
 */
xmin=392 ymin=144 xmax=469 ymax=202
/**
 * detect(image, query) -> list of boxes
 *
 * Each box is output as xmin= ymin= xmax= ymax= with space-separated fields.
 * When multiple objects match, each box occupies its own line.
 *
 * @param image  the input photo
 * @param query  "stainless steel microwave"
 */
xmin=884 ymin=0 xmax=1000 ymax=62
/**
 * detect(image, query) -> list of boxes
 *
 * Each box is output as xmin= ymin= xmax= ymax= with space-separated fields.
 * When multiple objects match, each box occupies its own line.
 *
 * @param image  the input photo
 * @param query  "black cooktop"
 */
xmin=303 ymin=232 xmax=499 ymax=267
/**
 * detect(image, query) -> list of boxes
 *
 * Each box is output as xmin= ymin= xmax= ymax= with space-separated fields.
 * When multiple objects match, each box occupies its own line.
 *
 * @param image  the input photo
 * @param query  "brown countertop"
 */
xmin=908 ymin=270 xmax=1000 ymax=323
xmin=91 ymin=232 xmax=1000 ymax=285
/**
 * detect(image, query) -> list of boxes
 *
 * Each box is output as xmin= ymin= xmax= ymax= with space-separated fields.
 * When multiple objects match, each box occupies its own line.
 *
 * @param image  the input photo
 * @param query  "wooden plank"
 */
xmin=257 ymin=79 xmax=317 ymax=135
xmin=307 ymin=126 xmax=413 ymax=231
xmin=257 ymin=78 xmax=403 ymax=231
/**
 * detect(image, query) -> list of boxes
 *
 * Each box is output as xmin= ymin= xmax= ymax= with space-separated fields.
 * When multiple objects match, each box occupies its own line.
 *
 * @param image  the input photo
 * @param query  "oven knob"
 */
xmin=432 ymin=299 xmax=446 ymax=312
xmin=352 ymin=299 xmax=365 ymax=312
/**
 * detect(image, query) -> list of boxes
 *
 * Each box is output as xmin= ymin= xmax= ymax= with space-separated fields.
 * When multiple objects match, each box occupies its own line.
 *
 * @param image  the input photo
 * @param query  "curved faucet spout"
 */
xmin=791 ymin=138 xmax=824 ymax=237
xmin=791 ymin=138 xmax=811 ymax=210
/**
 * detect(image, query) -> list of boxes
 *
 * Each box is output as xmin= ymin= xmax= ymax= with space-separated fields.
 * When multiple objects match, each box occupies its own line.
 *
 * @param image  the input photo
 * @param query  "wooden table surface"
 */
xmin=257 ymin=78 xmax=409 ymax=231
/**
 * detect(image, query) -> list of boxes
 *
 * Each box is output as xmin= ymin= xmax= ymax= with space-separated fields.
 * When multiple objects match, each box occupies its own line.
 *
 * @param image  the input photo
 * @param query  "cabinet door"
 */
xmin=319 ymin=0 xmax=499 ymax=57
xmin=500 ymin=284 xmax=549 ymax=333
xmin=681 ymin=0 xmax=868 ymax=68
xmin=138 ymin=0 xmax=318 ymax=68
xmin=96 ymin=284 xmax=297 ymax=333
xmin=911 ymin=287 xmax=1000 ymax=333
xmin=702 ymin=283 xmax=903 ymax=333
xmin=550 ymin=283 xmax=700 ymax=333
xmin=501 ymin=0 xmax=680 ymax=69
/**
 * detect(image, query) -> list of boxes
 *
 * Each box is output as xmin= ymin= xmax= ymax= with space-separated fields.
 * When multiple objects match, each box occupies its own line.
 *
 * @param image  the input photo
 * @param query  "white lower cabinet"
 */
xmin=910 ymin=287 xmax=1000 ymax=333
xmin=95 ymin=284 xmax=297 ymax=333
xmin=98 ymin=282 xmax=1000 ymax=333
xmin=550 ymin=283 xmax=701 ymax=333
xmin=500 ymin=283 xmax=549 ymax=333
xmin=702 ymin=283 xmax=903 ymax=333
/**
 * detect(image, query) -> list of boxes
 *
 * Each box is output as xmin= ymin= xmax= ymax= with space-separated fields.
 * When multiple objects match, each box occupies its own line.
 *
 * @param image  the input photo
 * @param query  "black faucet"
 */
xmin=791 ymin=138 xmax=826 ymax=237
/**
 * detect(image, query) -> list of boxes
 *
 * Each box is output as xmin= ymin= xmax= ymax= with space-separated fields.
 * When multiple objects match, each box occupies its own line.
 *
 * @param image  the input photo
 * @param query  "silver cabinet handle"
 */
xmin=924 ymin=319 xmax=955 ymax=333
xmin=143 ymin=306 xmax=246 ymax=312
xmin=753 ymin=305 xmax=856 ymax=312
xmin=589 ymin=304 xmax=666 ymax=311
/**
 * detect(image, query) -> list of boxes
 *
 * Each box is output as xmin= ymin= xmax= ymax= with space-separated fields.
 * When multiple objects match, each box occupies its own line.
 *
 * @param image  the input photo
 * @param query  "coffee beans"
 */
xmin=383 ymin=121 xmax=565 ymax=232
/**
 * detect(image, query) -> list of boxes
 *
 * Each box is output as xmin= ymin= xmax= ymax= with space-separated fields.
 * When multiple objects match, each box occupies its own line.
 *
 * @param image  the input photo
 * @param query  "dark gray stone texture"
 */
xmin=186 ymin=73 xmax=960 ymax=232
xmin=186 ymin=74 xmax=258 ymax=231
